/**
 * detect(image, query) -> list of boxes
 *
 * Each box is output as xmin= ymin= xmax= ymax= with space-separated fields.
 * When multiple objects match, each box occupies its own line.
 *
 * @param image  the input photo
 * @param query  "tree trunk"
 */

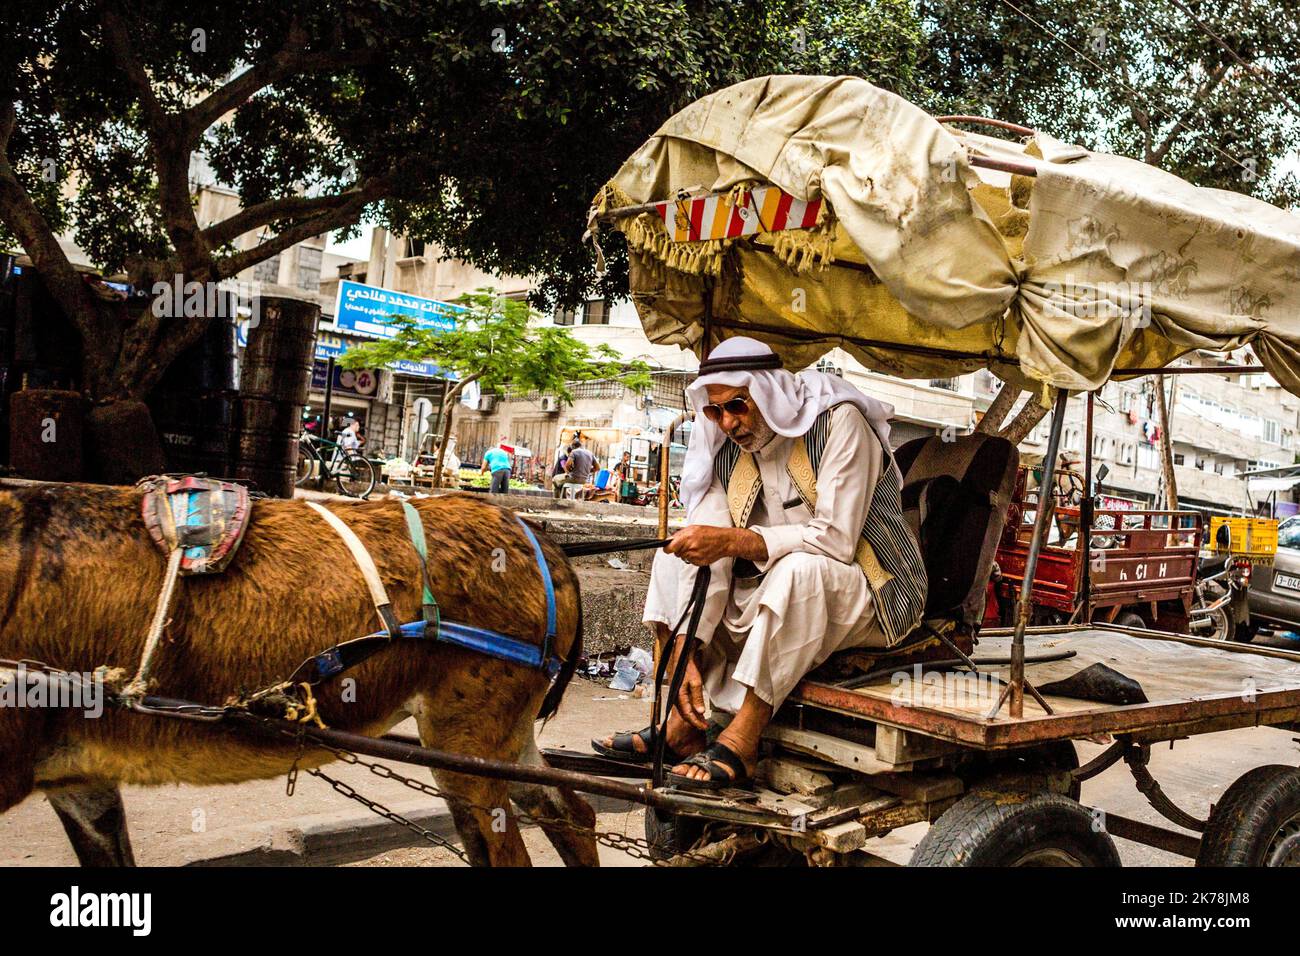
xmin=432 ymin=373 xmax=480 ymax=490
xmin=1155 ymin=374 xmax=1179 ymax=510
xmin=976 ymin=384 xmax=1021 ymax=434
xmin=1001 ymin=397 xmax=1050 ymax=446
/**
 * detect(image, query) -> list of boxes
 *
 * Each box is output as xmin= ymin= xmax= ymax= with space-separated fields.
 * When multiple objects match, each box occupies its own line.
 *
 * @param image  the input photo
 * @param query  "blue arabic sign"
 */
xmin=315 ymin=330 xmax=445 ymax=379
xmin=332 ymin=279 xmax=461 ymax=340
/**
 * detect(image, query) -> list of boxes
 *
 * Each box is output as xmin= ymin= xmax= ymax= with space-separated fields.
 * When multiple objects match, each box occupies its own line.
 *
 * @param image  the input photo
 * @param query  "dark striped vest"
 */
xmin=713 ymin=402 xmax=927 ymax=646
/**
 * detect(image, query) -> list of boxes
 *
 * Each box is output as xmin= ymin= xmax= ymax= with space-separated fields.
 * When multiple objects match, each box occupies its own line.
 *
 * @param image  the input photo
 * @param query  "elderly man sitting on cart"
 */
xmin=594 ymin=337 xmax=932 ymax=790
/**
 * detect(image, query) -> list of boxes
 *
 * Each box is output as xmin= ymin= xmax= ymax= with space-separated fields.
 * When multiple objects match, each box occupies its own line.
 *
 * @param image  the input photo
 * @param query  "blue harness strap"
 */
xmin=514 ymin=515 xmax=558 ymax=663
xmin=290 ymin=509 xmax=563 ymax=687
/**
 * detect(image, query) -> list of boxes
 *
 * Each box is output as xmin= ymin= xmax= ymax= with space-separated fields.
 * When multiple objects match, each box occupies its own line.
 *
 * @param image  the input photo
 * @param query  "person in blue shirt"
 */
xmin=482 ymin=436 xmax=512 ymax=494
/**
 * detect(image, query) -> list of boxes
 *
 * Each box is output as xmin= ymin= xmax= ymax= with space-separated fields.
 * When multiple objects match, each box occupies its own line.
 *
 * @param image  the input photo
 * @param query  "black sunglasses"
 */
xmin=701 ymin=396 xmax=753 ymax=423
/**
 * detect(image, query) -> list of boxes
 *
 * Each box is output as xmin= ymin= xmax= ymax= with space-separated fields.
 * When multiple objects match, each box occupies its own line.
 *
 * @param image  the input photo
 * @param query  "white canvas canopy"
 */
xmin=591 ymin=75 xmax=1300 ymax=397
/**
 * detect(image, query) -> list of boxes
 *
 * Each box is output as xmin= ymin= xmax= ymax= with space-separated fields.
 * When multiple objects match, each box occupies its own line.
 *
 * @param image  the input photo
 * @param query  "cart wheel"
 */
xmin=910 ymin=790 xmax=1120 ymax=867
xmin=644 ymin=805 xmax=707 ymax=862
xmin=1197 ymin=766 xmax=1300 ymax=867
xmin=1114 ymin=611 xmax=1146 ymax=630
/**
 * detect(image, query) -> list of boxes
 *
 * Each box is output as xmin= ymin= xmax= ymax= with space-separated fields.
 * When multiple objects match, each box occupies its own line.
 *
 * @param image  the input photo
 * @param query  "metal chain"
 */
xmin=269 ymin=721 xmax=724 ymax=866
xmin=305 ymin=765 xmax=470 ymax=864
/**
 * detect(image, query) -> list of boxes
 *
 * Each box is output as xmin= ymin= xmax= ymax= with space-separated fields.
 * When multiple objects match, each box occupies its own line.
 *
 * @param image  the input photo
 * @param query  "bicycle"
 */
xmin=296 ymin=432 xmax=378 ymax=499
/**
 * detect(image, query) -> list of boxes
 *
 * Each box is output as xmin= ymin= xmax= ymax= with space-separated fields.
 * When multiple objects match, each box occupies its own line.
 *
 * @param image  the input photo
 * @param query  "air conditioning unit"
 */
xmin=539 ymin=396 xmax=560 ymax=413
xmin=477 ymin=394 xmax=497 ymax=413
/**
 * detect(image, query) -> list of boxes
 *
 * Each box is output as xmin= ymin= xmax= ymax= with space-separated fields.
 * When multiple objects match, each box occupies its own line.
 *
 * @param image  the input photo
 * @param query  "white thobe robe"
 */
xmin=642 ymin=404 xmax=890 ymax=713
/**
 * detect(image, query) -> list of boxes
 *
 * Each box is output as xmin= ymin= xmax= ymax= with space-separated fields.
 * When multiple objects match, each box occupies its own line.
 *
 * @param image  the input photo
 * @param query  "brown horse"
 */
xmin=0 ymin=484 xmax=597 ymax=866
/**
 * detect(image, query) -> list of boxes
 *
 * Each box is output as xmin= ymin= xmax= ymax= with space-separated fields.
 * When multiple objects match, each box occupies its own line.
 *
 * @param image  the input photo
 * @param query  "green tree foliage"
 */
xmin=339 ymin=288 xmax=651 ymax=401
xmin=338 ymin=288 xmax=651 ymax=484
xmin=2 ymin=0 xmax=1295 ymax=426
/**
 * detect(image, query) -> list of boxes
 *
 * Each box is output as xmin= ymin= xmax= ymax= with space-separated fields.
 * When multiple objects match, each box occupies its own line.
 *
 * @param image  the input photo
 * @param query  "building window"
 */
xmin=1265 ymin=420 xmax=1281 ymax=444
xmin=404 ymin=237 xmax=426 ymax=258
xmin=1173 ymin=452 xmax=1184 ymax=466
xmin=296 ymin=246 xmax=322 ymax=291
xmin=554 ymin=306 xmax=577 ymax=326
xmin=583 ymin=298 xmax=609 ymax=325
xmin=253 ymin=253 xmax=281 ymax=285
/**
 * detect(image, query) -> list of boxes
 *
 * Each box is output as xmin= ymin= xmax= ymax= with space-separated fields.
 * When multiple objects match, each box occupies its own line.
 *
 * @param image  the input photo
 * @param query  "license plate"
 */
xmin=1275 ymin=573 xmax=1300 ymax=592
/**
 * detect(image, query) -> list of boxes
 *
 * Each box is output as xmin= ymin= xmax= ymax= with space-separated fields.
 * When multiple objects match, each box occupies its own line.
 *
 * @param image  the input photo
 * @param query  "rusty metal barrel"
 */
xmin=149 ymin=308 xmax=240 ymax=478
xmin=233 ymin=295 xmax=319 ymax=498
xmin=8 ymin=388 xmax=84 ymax=481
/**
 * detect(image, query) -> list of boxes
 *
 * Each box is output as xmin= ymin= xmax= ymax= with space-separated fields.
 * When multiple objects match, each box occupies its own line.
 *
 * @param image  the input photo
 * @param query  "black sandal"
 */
xmin=591 ymin=726 xmax=684 ymax=766
xmin=666 ymin=741 xmax=752 ymax=792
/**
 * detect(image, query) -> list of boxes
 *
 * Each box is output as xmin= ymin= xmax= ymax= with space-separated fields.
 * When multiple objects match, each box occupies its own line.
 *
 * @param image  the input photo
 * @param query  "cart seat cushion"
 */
xmin=895 ymin=433 xmax=1018 ymax=628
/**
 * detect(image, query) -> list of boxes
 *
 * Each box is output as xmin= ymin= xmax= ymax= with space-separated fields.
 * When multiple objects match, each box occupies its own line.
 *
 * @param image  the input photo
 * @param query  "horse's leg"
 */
xmin=0 ymin=706 xmax=40 ymax=815
xmin=509 ymin=734 xmax=599 ymax=867
xmin=413 ymin=708 xmax=532 ymax=867
xmin=45 ymin=782 xmax=136 ymax=867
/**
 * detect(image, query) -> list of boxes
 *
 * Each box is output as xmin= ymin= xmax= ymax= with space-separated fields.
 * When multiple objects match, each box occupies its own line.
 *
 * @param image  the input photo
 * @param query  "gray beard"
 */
xmin=733 ymin=418 xmax=776 ymax=453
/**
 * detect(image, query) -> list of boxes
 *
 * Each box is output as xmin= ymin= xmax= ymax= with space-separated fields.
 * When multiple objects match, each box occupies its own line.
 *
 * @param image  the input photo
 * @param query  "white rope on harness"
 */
xmin=305 ymin=501 xmax=397 ymax=631
xmin=121 ymin=546 xmax=184 ymax=700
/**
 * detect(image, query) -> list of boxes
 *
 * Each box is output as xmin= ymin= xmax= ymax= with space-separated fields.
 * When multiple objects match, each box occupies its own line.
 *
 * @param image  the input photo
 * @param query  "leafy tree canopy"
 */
xmin=337 ymin=288 xmax=652 ymax=401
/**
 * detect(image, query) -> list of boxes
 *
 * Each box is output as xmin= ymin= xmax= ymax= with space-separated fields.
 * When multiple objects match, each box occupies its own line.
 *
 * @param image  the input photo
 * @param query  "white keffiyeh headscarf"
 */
xmin=680 ymin=337 xmax=896 ymax=517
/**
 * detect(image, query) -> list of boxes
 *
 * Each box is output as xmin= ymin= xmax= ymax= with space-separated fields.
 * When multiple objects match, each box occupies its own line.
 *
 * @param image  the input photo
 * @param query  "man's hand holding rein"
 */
xmin=665 ymin=525 xmax=768 ymax=567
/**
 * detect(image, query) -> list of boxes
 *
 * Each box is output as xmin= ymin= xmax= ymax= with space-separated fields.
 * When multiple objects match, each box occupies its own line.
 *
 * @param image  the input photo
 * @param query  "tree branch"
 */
xmin=0 ymin=101 xmax=105 ymax=357
xmin=1150 ymin=60 xmax=1232 ymax=165
xmin=202 ymin=185 xmax=371 ymax=248
xmin=213 ymin=175 xmax=391 ymax=279
xmin=100 ymin=9 xmax=213 ymax=275
xmin=181 ymin=19 xmax=380 ymax=145
xmin=1118 ymin=59 xmax=1153 ymax=162
xmin=181 ymin=17 xmax=309 ymax=140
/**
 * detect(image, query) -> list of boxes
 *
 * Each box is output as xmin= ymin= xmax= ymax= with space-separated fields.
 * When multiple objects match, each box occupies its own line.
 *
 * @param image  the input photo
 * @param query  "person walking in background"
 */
xmin=551 ymin=441 xmax=571 ymax=498
xmin=482 ymin=434 xmax=512 ymax=494
xmin=561 ymin=437 xmax=595 ymax=499
xmin=338 ymin=418 xmax=362 ymax=453
xmin=615 ymin=450 xmax=637 ymax=503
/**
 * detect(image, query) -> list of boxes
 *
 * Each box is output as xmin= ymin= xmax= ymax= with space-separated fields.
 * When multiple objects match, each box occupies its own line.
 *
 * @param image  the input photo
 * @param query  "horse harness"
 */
xmin=122 ymin=476 xmax=562 ymax=707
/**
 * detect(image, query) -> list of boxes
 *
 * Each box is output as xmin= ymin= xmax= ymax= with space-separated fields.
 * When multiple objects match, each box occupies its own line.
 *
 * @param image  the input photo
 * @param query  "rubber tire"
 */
xmin=1115 ymin=611 xmax=1146 ymax=630
xmin=1197 ymin=765 xmax=1300 ymax=867
xmin=336 ymin=453 xmax=377 ymax=499
xmin=644 ymin=805 xmax=707 ymax=862
xmin=910 ymin=790 xmax=1121 ymax=867
xmin=295 ymin=443 xmax=319 ymax=487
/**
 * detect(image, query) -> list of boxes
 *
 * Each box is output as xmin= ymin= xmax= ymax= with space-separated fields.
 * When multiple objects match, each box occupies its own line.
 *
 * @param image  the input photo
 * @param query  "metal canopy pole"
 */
xmin=1080 ymin=391 xmax=1095 ymax=621
xmin=993 ymin=388 xmax=1070 ymax=719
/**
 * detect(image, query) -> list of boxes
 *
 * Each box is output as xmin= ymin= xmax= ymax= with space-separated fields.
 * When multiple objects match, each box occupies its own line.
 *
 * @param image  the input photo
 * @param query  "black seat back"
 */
xmin=894 ymin=433 xmax=1019 ymax=629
